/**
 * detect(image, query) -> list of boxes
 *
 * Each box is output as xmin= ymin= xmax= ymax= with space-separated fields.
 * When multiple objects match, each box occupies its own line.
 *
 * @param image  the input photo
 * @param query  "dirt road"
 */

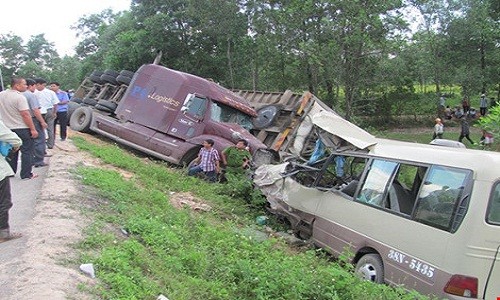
xmin=0 ymin=136 xmax=93 ymax=300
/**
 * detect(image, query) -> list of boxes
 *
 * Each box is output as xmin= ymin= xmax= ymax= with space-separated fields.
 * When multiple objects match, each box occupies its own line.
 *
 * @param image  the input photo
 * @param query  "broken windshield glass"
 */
xmin=210 ymin=101 xmax=254 ymax=131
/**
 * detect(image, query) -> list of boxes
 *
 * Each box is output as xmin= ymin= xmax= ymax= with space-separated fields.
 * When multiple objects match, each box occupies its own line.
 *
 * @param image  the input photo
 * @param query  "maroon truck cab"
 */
xmin=89 ymin=64 xmax=269 ymax=165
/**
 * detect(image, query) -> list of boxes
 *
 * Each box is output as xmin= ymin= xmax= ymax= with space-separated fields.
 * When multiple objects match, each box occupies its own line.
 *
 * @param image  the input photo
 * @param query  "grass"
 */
xmin=373 ymin=122 xmax=500 ymax=152
xmin=71 ymin=135 xmax=431 ymax=300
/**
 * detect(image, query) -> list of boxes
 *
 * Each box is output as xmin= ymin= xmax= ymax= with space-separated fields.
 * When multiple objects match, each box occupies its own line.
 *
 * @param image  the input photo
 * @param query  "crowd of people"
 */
xmin=0 ymin=76 xmax=69 ymax=244
xmin=435 ymin=93 xmax=495 ymax=147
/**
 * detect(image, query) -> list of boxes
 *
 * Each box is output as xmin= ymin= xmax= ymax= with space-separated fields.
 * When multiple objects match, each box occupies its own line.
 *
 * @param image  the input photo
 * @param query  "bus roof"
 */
xmin=368 ymin=138 xmax=500 ymax=181
xmin=312 ymin=111 xmax=500 ymax=181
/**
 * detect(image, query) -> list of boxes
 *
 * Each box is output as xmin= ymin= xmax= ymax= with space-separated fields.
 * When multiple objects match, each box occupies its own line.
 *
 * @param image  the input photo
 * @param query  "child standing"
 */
xmin=432 ymin=118 xmax=444 ymax=140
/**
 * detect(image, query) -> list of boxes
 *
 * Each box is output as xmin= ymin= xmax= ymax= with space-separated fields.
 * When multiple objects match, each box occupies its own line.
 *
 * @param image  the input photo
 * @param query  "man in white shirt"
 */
xmin=0 ymin=77 xmax=38 ymax=179
xmin=34 ymin=78 xmax=58 ymax=149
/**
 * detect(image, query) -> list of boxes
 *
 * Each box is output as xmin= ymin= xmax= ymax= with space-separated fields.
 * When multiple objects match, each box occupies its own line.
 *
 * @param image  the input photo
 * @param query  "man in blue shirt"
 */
xmin=50 ymin=82 xmax=69 ymax=141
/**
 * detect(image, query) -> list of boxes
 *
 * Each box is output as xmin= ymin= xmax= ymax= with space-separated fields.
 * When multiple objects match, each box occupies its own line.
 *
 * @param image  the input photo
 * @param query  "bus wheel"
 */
xmin=355 ymin=254 xmax=384 ymax=284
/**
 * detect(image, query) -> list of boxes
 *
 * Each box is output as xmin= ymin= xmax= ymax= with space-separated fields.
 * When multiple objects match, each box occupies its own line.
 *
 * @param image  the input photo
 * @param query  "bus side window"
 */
xmin=339 ymin=156 xmax=367 ymax=197
xmin=486 ymin=183 xmax=500 ymax=225
xmin=356 ymin=160 xmax=398 ymax=207
xmin=414 ymin=166 xmax=471 ymax=231
xmin=388 ymin=164 xmax=421 ymax=215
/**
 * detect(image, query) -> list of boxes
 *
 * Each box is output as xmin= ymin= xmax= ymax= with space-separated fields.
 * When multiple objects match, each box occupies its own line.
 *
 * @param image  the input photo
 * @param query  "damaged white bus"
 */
xmin=254 ymin=111 xmax=500 ymax=300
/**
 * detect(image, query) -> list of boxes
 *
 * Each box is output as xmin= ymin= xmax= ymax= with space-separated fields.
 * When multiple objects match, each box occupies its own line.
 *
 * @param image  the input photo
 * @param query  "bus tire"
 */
xmin=355 ymin=254 xmax=384 ymax=284
xmin=70 ymin=106 xmax=93 ymax=133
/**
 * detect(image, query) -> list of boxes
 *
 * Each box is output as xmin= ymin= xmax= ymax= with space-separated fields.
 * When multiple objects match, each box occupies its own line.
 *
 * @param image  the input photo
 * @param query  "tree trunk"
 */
xmin=226 ymin=38 xmax=234 ymax=89
xmin=480 ymin=39 xmax=486 ymax=93
xmin=307 ymin=62 xmax=314 ymax=94
xmin=252 ymin=59 xmax=258 ymax=91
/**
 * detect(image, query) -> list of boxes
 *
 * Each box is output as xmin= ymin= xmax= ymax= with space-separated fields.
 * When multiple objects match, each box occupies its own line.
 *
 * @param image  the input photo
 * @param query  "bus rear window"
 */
xmin=487 ymin=183 xmax=500 ymax=225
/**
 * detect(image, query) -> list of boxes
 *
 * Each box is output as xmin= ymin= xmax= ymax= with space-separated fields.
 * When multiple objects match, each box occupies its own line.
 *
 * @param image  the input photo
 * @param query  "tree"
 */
xmin=331 ymin=0 xmax=406 ymax=120
xmin=0 ymin=33 xmax=26 ymax=80
xmin=446 ymin=0 xmax=499 ymax=98
xmin=24 ymin=34 xmax=59 ymax=69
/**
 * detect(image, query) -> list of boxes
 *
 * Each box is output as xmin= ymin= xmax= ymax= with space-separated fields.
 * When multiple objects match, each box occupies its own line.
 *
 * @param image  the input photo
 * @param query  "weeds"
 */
xmin=72 ymin=136 xmax=430 ymax=300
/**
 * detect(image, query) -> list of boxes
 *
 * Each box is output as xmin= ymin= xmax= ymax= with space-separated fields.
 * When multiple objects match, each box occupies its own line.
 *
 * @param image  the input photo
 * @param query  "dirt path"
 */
xmin=0 ymin=131 xmax=96 ymax=300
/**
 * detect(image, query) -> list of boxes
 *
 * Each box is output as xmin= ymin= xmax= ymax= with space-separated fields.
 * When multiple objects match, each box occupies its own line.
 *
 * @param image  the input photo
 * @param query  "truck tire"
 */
xmin=71 ymin=98 xmax=83 ymax=104
xmin=70 ymin=106 xmax=93 ymax=133
xmin=97 ymin=100 xmax=118 ymax=111
xmin=90 ymin=75 xmax=104 ymax=84
xmin=101 ymin=74 xmax=118 ymax=85
xmin=83 ymin=98 xmax=98 ymax=106
xmin=67 ymin=102 xmax=81 ymax=125
xmin=116 ymin=75 xmax=131 ymax=85
xmin=91 ymin=70 xmax=103 ymax=77
xmin=181 ymin=148 xmax=201 ymax=167
xmin=103 ymin=69 xmax=120 ymax=78
xmin=95 ymin=104 xmax=114 ymax=113
xmin=253 ymin=105 xmax=281 ymax=129
xmin=120 ymin=70 xmax=135 ymax=78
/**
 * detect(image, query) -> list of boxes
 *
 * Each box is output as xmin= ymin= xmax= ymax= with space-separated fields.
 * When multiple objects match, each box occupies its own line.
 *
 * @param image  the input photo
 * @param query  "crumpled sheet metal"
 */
xmin=253 ymin=163 xmax=288 ymax=210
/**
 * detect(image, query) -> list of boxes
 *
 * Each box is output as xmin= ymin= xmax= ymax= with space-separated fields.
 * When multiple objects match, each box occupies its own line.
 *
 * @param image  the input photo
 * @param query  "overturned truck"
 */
xmin=69 ymin=61 xmax=335 ymax=166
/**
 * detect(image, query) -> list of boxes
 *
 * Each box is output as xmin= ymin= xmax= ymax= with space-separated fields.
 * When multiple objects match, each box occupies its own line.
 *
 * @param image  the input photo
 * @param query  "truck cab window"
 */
xmin=182 ymin=94 xmax=207 ymax=120
xmin=414 ymin=166 xmax=471 ymax=231
xmin=210 ymin=102 xmax=253 ymax=131
xmin=487 ymin=183 xmax=500 ymax=225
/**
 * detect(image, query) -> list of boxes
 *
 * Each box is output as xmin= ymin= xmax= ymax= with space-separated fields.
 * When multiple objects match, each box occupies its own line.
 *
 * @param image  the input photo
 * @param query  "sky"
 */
xmin=0 ymin=0 xmax=131 ymax=56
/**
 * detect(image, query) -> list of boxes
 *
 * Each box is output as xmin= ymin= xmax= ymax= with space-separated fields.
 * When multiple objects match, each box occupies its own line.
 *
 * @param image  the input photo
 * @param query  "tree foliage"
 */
xmin=0 ymin=0 xmax=498 ymax=119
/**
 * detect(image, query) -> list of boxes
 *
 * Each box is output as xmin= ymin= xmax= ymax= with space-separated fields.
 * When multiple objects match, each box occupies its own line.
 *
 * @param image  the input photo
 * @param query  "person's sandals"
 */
xmin=0 ymin=232 xmax=22 ymax=243
xmin=22 ymin=173 xmax=39 ymax=180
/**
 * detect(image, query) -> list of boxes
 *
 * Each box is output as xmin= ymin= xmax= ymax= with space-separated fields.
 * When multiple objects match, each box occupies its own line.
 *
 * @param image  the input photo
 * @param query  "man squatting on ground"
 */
xmin=188 ymin=139 xmax=221 ymax=182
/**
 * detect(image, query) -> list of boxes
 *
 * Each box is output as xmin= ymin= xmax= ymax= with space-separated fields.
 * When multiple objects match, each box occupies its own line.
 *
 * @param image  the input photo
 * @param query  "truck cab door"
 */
xmin=168 ymin=93 xmax=207 ymax=140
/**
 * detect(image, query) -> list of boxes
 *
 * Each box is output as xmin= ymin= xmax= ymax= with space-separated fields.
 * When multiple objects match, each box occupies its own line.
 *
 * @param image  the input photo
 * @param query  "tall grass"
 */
xmin=72 ymin=136 xmax=430 ymax=300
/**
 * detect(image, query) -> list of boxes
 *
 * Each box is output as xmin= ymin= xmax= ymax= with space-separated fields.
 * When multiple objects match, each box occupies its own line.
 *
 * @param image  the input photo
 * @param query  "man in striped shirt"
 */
xmin=188 ymin=139 xmax=220 ymax=182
